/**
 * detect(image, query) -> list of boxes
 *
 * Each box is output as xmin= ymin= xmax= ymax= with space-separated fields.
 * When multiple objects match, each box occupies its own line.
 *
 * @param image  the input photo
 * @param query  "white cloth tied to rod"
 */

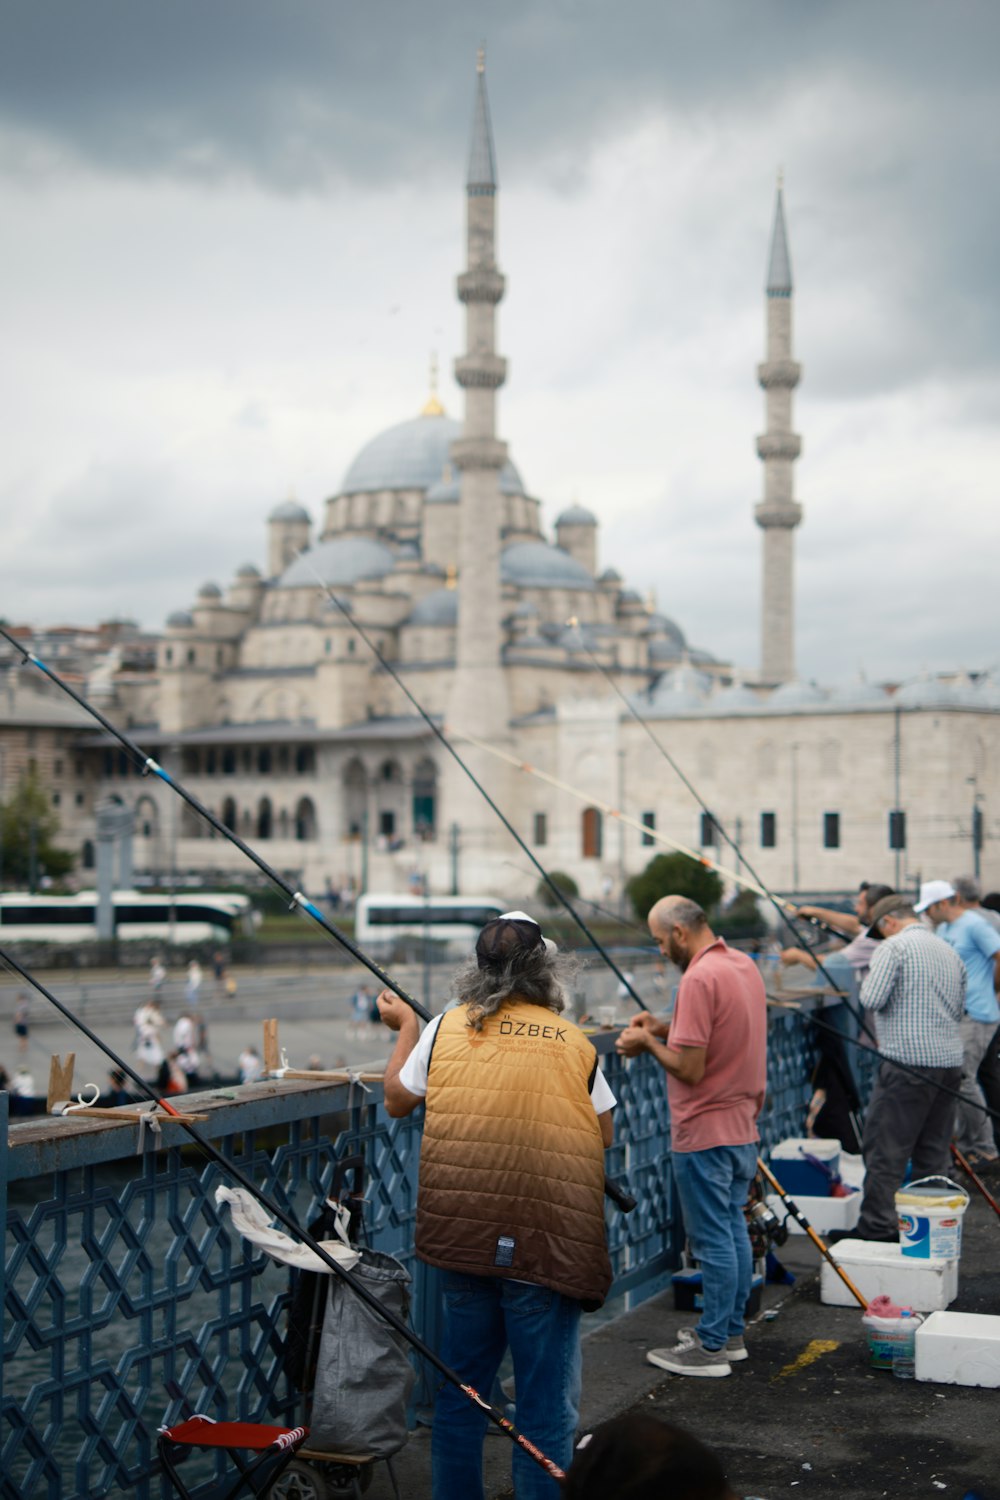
xmin=215 ymin=1186 xmax=360 ymax=1273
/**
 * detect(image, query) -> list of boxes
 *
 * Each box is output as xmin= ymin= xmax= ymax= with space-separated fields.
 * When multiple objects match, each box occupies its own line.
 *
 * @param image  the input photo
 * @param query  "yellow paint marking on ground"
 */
xmin=771 ymin=1339 xmax=840 ymax=1382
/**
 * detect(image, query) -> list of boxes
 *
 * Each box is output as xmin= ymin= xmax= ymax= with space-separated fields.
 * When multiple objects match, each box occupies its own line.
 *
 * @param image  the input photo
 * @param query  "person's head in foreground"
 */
xmin=563 ymin=1414 xmax=738 ymax=1500
xmin=455 ymin=909 xmax=574 ymax=1029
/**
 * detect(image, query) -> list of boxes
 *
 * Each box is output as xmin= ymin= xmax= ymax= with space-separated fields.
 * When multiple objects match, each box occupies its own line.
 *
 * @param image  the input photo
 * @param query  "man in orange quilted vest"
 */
xmin=377 ymin=911 xmax=615 ymax=1499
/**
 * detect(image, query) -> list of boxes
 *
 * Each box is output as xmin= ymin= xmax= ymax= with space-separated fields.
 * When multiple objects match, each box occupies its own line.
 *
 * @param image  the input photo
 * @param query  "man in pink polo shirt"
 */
xmin=617 ymin=895 xmax=767 ymax=1378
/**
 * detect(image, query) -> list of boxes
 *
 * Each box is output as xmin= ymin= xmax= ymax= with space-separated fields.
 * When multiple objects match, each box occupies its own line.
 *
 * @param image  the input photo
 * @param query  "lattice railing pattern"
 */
xmin=2 ymin=1011 xmax=850 ymax=1499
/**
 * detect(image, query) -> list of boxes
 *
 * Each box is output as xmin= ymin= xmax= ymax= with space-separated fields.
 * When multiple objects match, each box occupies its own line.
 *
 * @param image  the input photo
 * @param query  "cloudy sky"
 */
xmin=2 ymin=0 xmax=998 ymax=685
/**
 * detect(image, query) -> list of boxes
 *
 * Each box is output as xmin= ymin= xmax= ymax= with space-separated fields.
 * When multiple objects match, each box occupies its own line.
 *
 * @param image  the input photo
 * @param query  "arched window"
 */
xmin=582 ymin=807 xmax=603 ymax=859
xmin=296 ymin=745 xmax=316 ymax=775
xmin=222 ymin=748 xmax=236 ymax=776
xmin=258 ymin=747 xmax=272 ymax=775
xmin=257 ymin=798 xmax=272 ymax=839
xmin=295 ymin=798 xmax=318 ymax=841
xmin=222 ymin=797 xmax=237 ymax=832
xmin=82 ymin=840 xmax=95 ymax=870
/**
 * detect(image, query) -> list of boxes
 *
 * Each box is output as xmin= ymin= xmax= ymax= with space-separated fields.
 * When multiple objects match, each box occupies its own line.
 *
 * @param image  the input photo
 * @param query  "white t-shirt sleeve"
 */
xmin=399 ymin=1012 xmax=617 ymax=1114
xmin=591 ymin=1065 xmax=616 ymax=1114
xmin=398 ymin=1013 xmax=443 ymax=1097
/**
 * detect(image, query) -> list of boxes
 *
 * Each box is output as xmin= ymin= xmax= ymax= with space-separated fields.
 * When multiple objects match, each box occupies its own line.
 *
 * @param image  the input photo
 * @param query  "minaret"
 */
xmin=754 ymin=175 xmax=803 ymax=684
xmin=445 ymin=47 xmax=512 ymax=884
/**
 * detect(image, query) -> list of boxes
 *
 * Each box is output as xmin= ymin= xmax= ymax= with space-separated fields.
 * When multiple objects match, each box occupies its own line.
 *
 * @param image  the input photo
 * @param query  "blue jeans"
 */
xmin=431 ymin=1271 xmax=581 ymax=1500
xmin=672 ymin=1143 xmax=758 ymax=1351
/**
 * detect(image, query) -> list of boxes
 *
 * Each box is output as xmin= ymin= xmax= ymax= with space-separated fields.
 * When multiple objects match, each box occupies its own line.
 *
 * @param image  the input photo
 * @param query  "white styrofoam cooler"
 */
xmin=915 ymin=1311 xmax=1000 ymax=1387
xmin=819 ymin=1239 xmax=958 ymax=1310
xmin=767 ymin=1192 xmax=861 ymax=1236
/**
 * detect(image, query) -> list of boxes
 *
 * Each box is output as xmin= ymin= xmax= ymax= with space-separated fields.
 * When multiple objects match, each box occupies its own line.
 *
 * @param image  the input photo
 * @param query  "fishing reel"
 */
xmin=745 ymin=1173 xmax=788 ymax=1255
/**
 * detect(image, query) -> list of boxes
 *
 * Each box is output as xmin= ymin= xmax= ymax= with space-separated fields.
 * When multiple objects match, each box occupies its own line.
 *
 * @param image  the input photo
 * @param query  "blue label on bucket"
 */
xmin=898 ymin=1207 xmax=964 ymax=1260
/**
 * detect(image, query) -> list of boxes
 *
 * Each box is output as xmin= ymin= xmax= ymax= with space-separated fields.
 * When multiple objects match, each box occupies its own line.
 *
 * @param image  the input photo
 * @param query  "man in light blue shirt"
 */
xmin=918 ymin=879 xmax=1000 ymax=1169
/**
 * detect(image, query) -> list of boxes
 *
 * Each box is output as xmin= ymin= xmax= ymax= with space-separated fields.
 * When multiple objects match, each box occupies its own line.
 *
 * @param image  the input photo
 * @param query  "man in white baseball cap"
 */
xmin=914 ymin=880 xmax=957 ymax=913
xmin=918 ymin=880 xmax=1000 ymax=1171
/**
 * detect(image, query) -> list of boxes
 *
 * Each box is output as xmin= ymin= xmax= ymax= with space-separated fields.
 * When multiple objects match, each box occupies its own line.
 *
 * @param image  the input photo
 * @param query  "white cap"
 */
xmin=914 ymin=879 xmax=957 ymax=913
xmin=499 ymin=909 xmax=557 ymax=955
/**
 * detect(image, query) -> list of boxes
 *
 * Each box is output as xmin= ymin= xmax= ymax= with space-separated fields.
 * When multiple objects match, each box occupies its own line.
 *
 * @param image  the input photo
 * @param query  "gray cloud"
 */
xmin=4 ymin=1 xmax=1000 ymax=683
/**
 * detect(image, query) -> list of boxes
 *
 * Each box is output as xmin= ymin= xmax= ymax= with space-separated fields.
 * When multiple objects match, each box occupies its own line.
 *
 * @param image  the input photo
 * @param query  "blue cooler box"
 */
xmin=770 ymin=1139 xmax=840 ymax=1197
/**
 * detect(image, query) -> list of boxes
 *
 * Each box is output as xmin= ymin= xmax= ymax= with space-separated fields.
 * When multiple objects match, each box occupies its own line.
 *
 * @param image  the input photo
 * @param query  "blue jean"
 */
xmin=431 ymin=1271 xmax=581 ymax=1500
xmin=672 ymin=1143 xmax=758 ymax=1351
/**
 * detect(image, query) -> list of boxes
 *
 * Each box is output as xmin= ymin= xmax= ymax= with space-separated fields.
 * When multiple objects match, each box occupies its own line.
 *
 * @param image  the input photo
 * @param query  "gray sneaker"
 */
xmin=646 ymin=1336 xmax=731 ymax=1378
xmin=676 ymin=1326 xmax=748 ymax=1363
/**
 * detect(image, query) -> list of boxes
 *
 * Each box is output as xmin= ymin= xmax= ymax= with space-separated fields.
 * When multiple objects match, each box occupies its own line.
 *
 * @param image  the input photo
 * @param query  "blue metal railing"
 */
xmin=2 ymin=1008 xmax=824 ymax=1499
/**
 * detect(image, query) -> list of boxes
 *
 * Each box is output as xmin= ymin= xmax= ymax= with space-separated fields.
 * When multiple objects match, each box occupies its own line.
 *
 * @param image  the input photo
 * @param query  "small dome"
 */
xmin=649 ymin=637 xmax=684 ymax=663
xmin=767 ymin=679 xmax=828 ymax=709
xmin=236 ymin=563 xmax=262 ymax=580
xmin=893 ymin=675 xmax=947 ymax=709
xmin=640 ymin=664 xmax=713 ymax=715
xmin=618 ymin=588 xmax=642 ymax=605
xmin=598 ymin=567 xmax=622 ymax=584
xmin=197 ymin=582 xmax=222 ymax=600
xmin=166 ymin=610 xmax=194 ymax=629
xmin=688 ymin=647 xmax=718 ymax=666
xmin=407 ymin=589 xmax=458 ymax=627
xmin=339 ymin=411 xmax=525 ymax=496
xmin=556 ymin=503 xmax=597 ymax=527
xmin=644 ymin=613 xmax=687 ymax=646
xmin=501 ymin=541 xmax=596 ymax=591
xmin=395 ymin=539 xmax=420 ymax=561
xmin=709 ymin=683 xmax=763 ymax=712
xmin=278 ymin=536 xmax=396 ymax=589
xmin=269 ymin=500 xmax=310 ymax=523
xmin=824 ymin=679 xmax=889 ymax=708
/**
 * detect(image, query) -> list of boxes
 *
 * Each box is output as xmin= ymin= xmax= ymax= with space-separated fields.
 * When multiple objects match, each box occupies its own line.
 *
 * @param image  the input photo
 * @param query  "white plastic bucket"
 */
xmin=862 ymin=1310 xmax=921 ymax=1370
xmin=895 ymin=1176 xmax=969 ymax=1260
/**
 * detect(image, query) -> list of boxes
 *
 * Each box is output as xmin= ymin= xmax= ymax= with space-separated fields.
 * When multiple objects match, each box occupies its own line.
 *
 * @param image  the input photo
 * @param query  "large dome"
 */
xmin=339 ymin=411 xmax=525 ymax=496
xmin=501 ymin=541 xmax=595 ymax=590
xmin=277 ymin=536 xmax=396 ymax=589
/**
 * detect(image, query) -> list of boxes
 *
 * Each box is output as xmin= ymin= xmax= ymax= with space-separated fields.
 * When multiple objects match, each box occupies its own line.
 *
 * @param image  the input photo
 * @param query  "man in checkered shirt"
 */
xmin=852 ymin=893 xmax=965 ymax=1242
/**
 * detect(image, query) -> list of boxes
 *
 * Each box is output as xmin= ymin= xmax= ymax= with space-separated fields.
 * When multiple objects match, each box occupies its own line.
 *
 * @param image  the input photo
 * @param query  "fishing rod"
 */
xmin=0 ymin=944 xmax=566 ymax=1484
xmin=756 ymin=1158 xmax=868 ymax=1309
xmin=569 ymin=628 xmax=1000 ymax=1131
xmin=0 ymin=629 xmax=637 ymax=1207
xmin=500 ymin=860 xmax=653 ymax=940
xmin=460 ymin=730 xmax=779 ymax=905
xmin=0 ymin=624 xmax=431 ymax=1026
xmin=299 ymin=561 xmax=647 ymax=1011
xmin=565 ymin=624 xmax=859 ymax=941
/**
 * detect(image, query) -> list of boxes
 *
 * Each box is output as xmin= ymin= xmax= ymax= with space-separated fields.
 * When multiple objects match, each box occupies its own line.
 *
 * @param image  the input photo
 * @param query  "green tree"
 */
xmin=626 ymin=852 xmax=723 ymax=922
xmin=535 ymin=870 xmax=580 ymax=909
xmin=0 ymin=768 xmax=75 ymax=888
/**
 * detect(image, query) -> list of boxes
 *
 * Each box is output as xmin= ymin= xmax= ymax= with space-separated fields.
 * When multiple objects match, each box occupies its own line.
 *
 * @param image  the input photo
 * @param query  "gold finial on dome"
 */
xmin=476 ymin=43 xmax=485 ymax=74
xmin=445 ymin=563 xmax=458 ymax=590
xmin=421 ymin=350 xmax=446 ymax=417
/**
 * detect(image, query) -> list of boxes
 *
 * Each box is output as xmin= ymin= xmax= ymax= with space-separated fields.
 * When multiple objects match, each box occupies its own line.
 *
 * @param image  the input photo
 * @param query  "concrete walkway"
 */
xmin=363 ymin=1186 xmax=1000 ymax=1500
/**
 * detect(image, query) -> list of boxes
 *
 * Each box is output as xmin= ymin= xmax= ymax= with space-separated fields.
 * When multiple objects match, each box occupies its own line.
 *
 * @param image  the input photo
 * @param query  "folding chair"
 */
xmin=157 ymin=1415 xmax=308 ymax=1500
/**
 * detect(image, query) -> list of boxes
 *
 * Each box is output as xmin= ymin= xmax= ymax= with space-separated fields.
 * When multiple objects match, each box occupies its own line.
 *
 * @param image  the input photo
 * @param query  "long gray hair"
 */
xmin=453 ymin=945 xmax=581 ymax=1031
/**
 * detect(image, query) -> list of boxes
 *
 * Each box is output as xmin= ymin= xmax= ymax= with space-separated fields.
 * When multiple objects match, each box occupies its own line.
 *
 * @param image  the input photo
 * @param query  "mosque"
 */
xmin=75 ymin=55 xmax=997 ymax=903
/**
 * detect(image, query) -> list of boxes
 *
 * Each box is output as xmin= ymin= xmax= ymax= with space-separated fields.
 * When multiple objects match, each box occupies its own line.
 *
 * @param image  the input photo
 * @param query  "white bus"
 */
xmin=354 ymin=894 xmax=506 ymax=953
xmin=0 ymin=891 xmax=258 ymax=945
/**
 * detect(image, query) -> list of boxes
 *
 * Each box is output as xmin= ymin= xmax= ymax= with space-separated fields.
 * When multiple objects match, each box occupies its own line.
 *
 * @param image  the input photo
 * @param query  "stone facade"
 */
xmin=4 ymin=60 xmax=997 ymax=906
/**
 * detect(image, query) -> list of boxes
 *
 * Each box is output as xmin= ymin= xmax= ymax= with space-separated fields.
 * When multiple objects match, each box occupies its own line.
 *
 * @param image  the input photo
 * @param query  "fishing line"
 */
xmin=568 ymin=626 xmax=1000 ymax=1129
xmin=0 ymin=944 xmax=566 ymax=1482
xmin=299 ymin=561 xmax=647 ymax=1010
xmin=0 ymin=624 xmax=431 ymax=1025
